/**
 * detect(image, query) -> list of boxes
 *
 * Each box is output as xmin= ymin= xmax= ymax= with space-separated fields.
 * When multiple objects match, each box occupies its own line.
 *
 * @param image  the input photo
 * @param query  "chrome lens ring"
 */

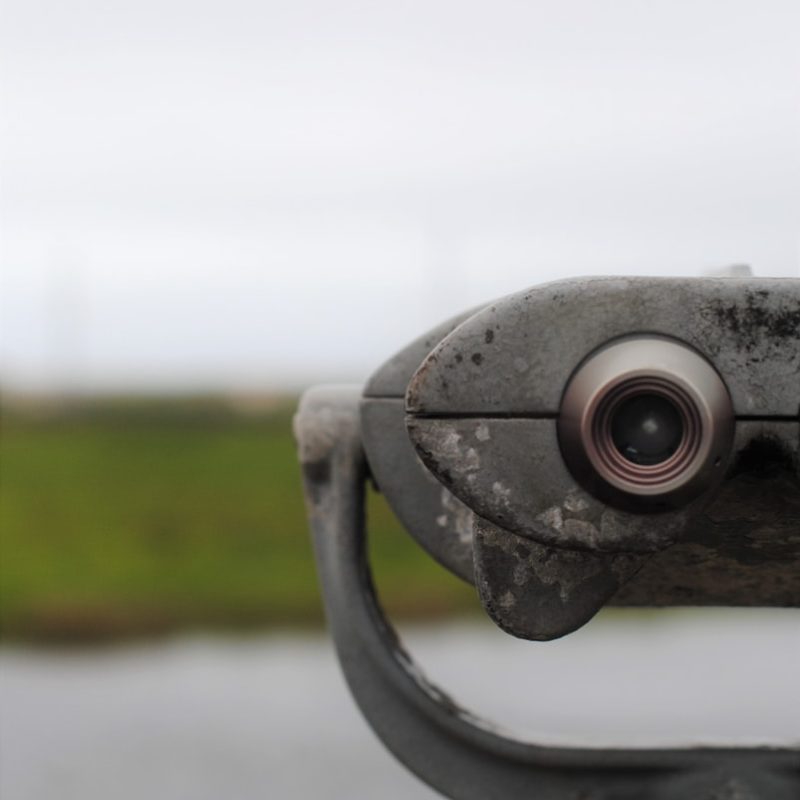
xmin=590 ymin=378 xmax=701 ymax=490
xmin=558 ymin=337 xmax=734 ymax=508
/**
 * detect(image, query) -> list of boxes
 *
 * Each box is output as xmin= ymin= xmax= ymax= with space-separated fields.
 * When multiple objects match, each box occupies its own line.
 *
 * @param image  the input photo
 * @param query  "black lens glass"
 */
xmin=610 ymin=394 xmax=684 ymax=466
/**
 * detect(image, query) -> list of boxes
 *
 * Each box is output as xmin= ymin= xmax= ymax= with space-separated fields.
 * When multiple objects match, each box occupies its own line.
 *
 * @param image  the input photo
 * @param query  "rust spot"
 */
xmin=471 ymin=353 xmax=483 ymax=365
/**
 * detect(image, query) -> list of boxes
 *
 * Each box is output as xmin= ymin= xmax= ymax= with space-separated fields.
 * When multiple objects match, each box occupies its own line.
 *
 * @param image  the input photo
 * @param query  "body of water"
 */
xmin=2 ymin=610 xmax=798 ymax=799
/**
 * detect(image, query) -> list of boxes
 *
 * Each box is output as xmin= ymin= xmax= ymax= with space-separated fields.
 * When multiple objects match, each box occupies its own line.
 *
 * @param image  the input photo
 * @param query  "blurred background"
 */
xmin=1 ymin=0 xmax=799 ymax=797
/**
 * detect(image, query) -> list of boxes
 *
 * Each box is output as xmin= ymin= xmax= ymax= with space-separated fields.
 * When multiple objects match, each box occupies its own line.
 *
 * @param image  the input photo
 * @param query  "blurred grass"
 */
xmin=0 ymin=395 xmax=477 ymax=643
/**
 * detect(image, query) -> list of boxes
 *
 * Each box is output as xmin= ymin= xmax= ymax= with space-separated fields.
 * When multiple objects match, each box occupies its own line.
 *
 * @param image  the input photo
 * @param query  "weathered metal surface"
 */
xmin=469 ymin=421 xmax=800 ymax=638
xmin=406 ymin=416 xmax=692 ymax=554
xmin=402 ymin=278 xmax=799 ymax=639
xmin=360 ymin=398 xmax=475 ymax=582
xmin=364 ymin=307 xmax=483 ymax=398
xmin=614 ymin=420 xmax=800 ymax=607
xmin=405 ymin=416 xmax=799 ymax=616
xmin=473 ymin=517 xmax=646 ymax=640
xmin=296 ymin=276 xmax=799 ymax=797
xmin=406 ymin=277 xmax=800 ymax=417
xmin=295 ymin=386 xmax=800 ymax=800
xmin=362 ymin=308 xmax=483 ymax=581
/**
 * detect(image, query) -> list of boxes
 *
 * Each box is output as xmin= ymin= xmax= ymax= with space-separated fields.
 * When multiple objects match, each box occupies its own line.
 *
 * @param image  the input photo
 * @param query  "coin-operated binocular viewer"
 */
xmin=295 ymin=277 xmax=800 ymax=799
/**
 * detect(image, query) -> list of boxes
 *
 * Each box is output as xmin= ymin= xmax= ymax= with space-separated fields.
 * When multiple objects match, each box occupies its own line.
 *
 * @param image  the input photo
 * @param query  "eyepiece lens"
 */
xmin=610 ymin=394 xmax=684 ymax=466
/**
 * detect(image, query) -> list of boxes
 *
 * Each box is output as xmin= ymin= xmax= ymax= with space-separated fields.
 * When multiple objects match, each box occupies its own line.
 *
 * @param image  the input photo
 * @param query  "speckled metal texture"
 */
xmin=404 ymin=277 xmax=799 ymax=640
xmin=361 ymin=307 xmax=483 ymax=582
xmin=406 ymin=277 xmax=800 ymax=416
xmin=360 ymin=398 xmax=476 ymax=582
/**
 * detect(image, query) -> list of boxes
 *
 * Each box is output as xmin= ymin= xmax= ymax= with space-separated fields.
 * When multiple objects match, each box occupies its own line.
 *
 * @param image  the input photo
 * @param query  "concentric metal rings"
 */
xmin=558 ymin=337 xmax=734 ymax=509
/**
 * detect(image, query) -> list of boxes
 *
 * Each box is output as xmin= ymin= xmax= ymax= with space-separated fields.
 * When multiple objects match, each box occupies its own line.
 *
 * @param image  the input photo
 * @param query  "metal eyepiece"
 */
xmin=558 ymin=337 xmax=734 ymax=509
xmin=609 ymin=393 xmax=684 ymax=466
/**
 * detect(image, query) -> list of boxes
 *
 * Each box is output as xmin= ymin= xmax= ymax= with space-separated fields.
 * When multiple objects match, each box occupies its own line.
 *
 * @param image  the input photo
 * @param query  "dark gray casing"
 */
xmin=362 ymin=277 xmax=800 ymax=640
xmin=362 ymin=308 xmax=483 ymax=583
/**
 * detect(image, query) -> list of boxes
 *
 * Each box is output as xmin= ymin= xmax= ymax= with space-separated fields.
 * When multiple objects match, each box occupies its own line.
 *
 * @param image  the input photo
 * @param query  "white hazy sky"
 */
xmin=1 ymin=0 xmax=799 ymax=393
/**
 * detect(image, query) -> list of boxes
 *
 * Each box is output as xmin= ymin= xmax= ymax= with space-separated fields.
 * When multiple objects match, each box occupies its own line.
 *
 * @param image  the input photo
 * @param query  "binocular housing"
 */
xmin=296 ymin=275 xmax=800 ymax=799
xmin=361 ymin=277 xmax=800 ymax=640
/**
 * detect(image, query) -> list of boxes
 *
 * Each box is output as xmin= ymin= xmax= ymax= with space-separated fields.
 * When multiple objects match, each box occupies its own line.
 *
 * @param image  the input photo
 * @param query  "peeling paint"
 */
xmin=564 ymin=492 xmax=590 ymax=513
xmin=492 ymin=482 xmax=511 ymax=500
xmin=563 ymin=518 xmax=600 ymax=547
xmin=464 ymin=447 xmax=481 ymax=471
xmin=536 ymin=506 xmax=564 ymax=531
xmin=475 ymin=423 xmax=491 ymax=442
xmin=440 ymin=430 xmax=463 ymax=460
xmin=499 ymin=590 xmax=516 ymax=609
xmin=440 ymin=488 xmax=475 ymax=544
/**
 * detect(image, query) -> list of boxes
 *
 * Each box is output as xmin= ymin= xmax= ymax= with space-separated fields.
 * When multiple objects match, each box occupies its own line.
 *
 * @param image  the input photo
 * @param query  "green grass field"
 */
xmin=0 ymin=396 xmax=477 ymax=643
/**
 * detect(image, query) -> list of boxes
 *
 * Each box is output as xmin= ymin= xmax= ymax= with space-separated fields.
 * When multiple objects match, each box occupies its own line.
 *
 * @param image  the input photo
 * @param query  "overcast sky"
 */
xmin=2 ymin=0 xmax=798 ymax=393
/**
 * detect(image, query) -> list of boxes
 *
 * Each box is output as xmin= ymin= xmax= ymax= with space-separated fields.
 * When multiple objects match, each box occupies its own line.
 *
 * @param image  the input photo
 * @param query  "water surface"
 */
xmin=2 ymin=610 xmax=798 ymax=800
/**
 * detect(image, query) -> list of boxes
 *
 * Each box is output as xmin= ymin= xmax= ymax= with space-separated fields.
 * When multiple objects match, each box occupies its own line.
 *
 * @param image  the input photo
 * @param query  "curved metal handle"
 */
xmin=295 ymin=386 xmax=799 ymax=800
